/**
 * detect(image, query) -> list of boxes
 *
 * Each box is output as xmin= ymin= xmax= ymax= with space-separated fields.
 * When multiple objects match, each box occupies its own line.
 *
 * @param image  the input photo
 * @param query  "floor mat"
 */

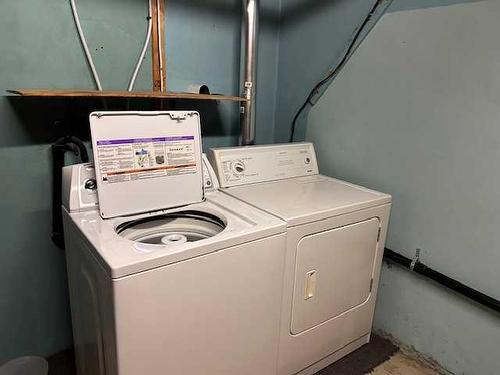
xmin=314 ymin=334 xmax=399 ymax=375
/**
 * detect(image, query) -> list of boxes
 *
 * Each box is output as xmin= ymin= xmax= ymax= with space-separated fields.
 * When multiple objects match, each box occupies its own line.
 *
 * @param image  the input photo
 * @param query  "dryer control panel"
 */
xmin=208 ymin=143 xmax=319 ymax=188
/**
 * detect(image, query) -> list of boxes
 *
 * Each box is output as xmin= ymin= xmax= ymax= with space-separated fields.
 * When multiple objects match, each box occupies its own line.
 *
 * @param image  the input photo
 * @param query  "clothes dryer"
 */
xmin=209 ymin=142 xmax=391 ymax=375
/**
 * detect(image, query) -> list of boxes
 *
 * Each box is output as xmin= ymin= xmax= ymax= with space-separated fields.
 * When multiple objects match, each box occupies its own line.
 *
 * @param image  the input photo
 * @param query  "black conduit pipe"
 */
xmin=384 ymin=248 xmax=500 ymax=314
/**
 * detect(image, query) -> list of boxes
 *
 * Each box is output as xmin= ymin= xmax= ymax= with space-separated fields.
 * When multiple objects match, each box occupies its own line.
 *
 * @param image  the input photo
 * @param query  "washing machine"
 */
xmin=62 ymin=111 xmax=287 ymax=375
xmin=208 ymin=142 xmax=392 ymax=375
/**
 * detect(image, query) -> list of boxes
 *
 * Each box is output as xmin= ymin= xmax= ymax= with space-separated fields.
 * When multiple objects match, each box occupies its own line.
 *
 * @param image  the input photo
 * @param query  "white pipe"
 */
xmin=128 ymin=0 xmax=153 ymax=91
xmin=69 ymin=0 xmax=103 ymax=91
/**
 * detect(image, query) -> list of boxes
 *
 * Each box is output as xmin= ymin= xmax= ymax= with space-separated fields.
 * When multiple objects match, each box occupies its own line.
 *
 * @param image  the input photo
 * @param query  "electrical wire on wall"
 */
xmin=289 ymin=0 xmax=389 ymax=142
xmin=70 ymin=0 xmax=153 ymax=91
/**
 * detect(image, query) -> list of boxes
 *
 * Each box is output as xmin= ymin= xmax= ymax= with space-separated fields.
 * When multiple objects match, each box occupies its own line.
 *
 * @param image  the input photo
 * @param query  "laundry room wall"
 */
xmin=166 ymin=0 xmax=281 ymax=146
xmin=305 ymin=1 xmax=500 ymax=374
xmin=273 ymin=0 xmax=391 ymax=143
xmin=0 ymin=0 xmax=280 ymax=363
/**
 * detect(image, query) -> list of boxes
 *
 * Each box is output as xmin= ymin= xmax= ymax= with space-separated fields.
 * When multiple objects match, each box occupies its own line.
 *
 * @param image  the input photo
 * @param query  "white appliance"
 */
xmin=62 ymin=111 xmax=287 ymax=375
xmin=209 ymin=142 xmax=392 ymax=375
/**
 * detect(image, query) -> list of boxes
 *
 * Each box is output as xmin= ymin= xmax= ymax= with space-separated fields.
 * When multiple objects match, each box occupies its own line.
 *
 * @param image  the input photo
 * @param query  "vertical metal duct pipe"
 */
xmin=240 ymin=0 xmax=259 ymax=145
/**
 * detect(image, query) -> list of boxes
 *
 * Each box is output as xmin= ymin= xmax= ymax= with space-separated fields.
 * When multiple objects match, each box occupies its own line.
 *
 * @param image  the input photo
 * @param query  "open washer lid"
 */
xmin=90 ymin=111 xmax=203 ymax=218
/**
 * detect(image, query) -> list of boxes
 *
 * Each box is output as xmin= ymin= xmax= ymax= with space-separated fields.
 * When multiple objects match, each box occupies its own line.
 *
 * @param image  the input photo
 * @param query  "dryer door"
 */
xmin=291 ymin=218 xmax=380 ymax=335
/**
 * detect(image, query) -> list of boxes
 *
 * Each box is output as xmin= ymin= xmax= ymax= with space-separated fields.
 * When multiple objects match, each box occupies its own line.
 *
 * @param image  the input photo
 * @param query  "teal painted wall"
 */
xmin=0 ymin=0 xmax=152 ymax=363
xmin=165 ymin=0 xmax=281 ymax=146
xmin=0 ymin=0 xmax=280 ymax=362
xmin=273 ymin=0 xmax=381 ymax=142
xmin=307 ymin=1 xmax=500 ymax=373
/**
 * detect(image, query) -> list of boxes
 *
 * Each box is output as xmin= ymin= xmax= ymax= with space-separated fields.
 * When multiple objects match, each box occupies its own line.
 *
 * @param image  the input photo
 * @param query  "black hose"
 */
xmin=384 ymin=248 xmax=500 ymax=314
xmin=67 ymin=136 xmax=89 ymax=163
xmin=51 ymin=136 xmax=89 ymax=249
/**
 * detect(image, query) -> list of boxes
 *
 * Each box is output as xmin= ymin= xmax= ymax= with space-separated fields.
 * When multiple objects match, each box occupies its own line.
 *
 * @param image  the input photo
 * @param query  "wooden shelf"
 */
xmin=7 ymin=89 xmax=246 ymax=102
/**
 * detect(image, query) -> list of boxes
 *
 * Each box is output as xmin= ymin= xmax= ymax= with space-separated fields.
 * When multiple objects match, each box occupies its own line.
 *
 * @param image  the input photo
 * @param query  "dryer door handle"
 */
xmin=304 ymin=270 xmax=317 ymax=300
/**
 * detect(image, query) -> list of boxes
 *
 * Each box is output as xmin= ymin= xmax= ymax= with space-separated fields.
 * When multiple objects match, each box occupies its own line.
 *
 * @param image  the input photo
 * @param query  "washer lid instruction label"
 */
xmin=96 ymin=136 xmax=197 ymax=184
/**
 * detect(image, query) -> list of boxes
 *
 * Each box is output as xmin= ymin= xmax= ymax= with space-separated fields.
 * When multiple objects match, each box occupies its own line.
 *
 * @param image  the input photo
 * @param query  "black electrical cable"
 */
xmin=289 ymin=0 xmax=384 ymax=142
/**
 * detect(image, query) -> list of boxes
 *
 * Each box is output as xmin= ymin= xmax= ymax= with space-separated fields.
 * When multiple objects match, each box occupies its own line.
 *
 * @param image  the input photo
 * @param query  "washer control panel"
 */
xmin=202 ymin=154 xmax=219 ymax=192
xmin=62 ymin=157 xmax=219 ymax=213
xmin=62 ymin=163 xmax=99 ymax=212
xmin=208 ymin=142 xmax=319 ymax=188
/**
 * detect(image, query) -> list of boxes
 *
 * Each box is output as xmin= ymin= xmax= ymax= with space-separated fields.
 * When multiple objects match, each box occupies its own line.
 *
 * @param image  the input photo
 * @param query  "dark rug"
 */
xmin=47 ymin=333 xmax=398 ymax=375
xmin=314 ymin=334 xmax=399 ymax=375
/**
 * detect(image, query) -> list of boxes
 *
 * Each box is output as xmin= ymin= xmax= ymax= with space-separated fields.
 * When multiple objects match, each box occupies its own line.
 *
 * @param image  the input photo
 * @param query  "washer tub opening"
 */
xmin=116 ymin=210 xmax=226 ymax=245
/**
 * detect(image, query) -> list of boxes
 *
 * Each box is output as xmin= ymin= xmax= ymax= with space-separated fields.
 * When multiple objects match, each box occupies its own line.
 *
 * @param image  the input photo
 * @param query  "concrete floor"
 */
xmin=369 ymin=352 xmax=442 ymax=375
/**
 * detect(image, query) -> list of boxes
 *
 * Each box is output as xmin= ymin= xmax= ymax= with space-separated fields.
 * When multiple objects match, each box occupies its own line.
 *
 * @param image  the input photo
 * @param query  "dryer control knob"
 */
xmin=231 ymin=160 xmax=246 ymax=175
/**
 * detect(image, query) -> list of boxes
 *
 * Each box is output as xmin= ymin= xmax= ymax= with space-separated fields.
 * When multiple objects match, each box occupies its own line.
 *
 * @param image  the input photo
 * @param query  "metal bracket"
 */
xmin=410 ymin=248 xmax=421 ymax=271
